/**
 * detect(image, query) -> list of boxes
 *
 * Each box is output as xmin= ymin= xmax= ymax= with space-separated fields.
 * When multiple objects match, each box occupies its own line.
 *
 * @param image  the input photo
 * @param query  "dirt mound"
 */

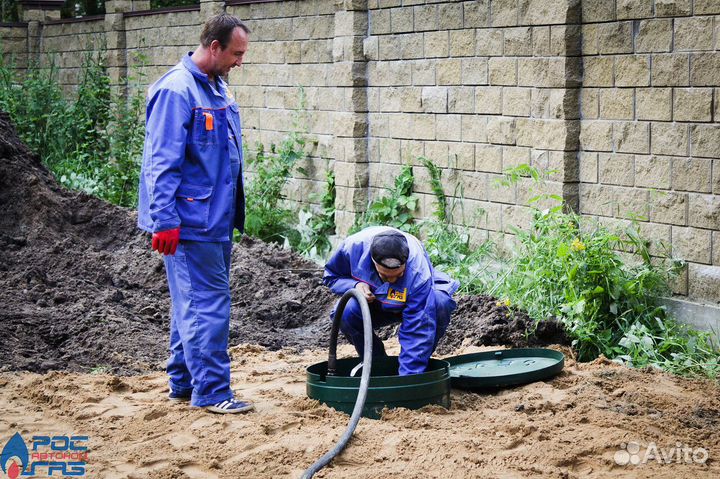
xmin=0 ymin=111 xmax=566 ymax=376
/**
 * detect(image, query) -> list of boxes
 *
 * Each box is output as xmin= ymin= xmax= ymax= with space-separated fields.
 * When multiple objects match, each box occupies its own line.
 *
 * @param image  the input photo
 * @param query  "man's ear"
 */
xmin=209 ymin=39 xmax=222 ymax=55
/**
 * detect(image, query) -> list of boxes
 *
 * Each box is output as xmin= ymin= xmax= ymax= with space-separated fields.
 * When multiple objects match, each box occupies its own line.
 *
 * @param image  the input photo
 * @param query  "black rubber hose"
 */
xmin=301 ymin=288 xmax=373 ymax=479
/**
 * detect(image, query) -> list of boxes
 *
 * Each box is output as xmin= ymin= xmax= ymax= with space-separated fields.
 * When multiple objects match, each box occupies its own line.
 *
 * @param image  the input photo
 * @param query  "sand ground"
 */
xmin=2 ymin=340 xmax=718 ymax=479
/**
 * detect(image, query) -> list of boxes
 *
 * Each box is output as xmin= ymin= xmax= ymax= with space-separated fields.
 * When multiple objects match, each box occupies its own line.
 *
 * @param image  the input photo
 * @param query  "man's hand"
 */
xmin=152 ymin=228 xmax=180 ymax=256
xmin=356 ymin=282 xmax=375 ymax=303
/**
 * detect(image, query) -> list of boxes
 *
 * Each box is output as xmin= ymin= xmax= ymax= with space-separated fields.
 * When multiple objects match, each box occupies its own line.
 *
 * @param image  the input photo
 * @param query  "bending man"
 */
xmin=323 ymin=226 xmax=460 ymax=375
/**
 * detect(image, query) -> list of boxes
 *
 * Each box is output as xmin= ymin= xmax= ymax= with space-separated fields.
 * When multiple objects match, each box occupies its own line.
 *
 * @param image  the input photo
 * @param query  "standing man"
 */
xmin=137 ymin=14 xmax=252 ymax=413
xmin=323 ymin=226 xmax=460 ymax=375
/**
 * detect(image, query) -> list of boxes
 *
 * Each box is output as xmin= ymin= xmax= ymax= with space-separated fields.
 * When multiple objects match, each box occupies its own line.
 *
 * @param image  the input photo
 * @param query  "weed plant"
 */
xmin=492 ymin=165 xmax=718 ymax=378
xmin=296 ymin=169 xmax=336 ymax=261
xmin=0 ymin=50 xmax=146 ymax=207
xmin=351 ymin=164 xmax=418 ymax=235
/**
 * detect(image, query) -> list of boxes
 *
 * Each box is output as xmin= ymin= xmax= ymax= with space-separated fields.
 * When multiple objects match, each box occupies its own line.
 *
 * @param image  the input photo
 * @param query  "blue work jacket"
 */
xmin=137 ymin=53 xmax=245 ymax=242
xmin=323 ymin=226 xmax=460 ymax=375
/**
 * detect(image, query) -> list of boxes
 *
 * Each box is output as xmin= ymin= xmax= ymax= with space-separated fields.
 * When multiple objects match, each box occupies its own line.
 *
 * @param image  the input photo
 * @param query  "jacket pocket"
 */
xmin=189 ymin=109 xmax=218 ymax=146
xmin=175 ymin=184 xmax=212 ymax=229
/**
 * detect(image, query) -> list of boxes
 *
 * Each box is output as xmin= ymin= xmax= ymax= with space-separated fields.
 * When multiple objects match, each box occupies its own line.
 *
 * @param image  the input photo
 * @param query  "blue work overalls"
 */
xmin=323 ymin=227 xmax=460 ymax=375
xmin=137 ymin=54 xmax=245 ymax=406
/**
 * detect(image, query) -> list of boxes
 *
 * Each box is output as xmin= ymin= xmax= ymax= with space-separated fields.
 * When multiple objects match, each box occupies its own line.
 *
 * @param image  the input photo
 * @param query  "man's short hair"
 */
xmin=371 ymin=231 xmax=409 ymax=269
xmin=200 ymin=13 xmax=251 ymax=49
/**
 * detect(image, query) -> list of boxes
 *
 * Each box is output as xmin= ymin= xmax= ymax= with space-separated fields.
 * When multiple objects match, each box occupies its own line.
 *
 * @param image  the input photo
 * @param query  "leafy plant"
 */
xmin=417 ymin=156 xmax=492 ymax=294
xmin=296 ymin=169 xmax=336 ymax=261
xmin=351 ymin=164 xmax=418 ymax=234
xmin=0 ymin=49 xmax=146 ymax=207
xmin=491 ymin=164 xmax=718 ymax=378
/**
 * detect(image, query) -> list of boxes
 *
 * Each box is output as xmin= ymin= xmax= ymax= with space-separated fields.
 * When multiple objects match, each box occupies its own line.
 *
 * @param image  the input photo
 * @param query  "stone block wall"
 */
xmin=0 ymin=23 xmax=29 ymax=70
xmin=579 ymin=1 xmax=720 ymax=302
xmin=2 ymin=0 xmax=720 ymax=304
xmin=41 ymin=18 xmax=106 ymax=91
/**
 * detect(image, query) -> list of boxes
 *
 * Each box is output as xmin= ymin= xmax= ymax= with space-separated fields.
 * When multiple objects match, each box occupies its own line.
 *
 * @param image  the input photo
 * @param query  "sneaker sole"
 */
xmin=204 ymin=404 xmax=255 ymax=414
xmin=168 ymin=396 xmax=191 ymax=402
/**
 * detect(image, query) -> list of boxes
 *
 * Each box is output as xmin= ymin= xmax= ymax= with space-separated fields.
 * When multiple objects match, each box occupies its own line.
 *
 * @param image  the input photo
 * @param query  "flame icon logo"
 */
xmin=1 ymin=433 xmax=28 ymax=479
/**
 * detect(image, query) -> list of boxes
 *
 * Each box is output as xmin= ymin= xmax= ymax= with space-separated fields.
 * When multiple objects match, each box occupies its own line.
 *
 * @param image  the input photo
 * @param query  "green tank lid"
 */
xmin=444 ymin=348 xmax=565 ymax=390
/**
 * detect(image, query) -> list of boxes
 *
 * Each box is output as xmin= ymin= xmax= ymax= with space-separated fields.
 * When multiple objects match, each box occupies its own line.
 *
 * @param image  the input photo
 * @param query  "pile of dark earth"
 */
xmin=0 ymin=111 xmax=566 ymax=375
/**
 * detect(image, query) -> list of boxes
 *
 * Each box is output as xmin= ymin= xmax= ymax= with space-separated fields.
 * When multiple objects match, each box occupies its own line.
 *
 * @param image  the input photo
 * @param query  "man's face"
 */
xmin=210 ymin=27 xmax=249 ymax=78
xmin=373 ymin=261 xmax=406 ymax=284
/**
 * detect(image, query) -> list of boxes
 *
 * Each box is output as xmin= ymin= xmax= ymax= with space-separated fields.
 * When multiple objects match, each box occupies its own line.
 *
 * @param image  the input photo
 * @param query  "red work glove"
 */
xmin=152 ymin=227 xmax=180 ymax=255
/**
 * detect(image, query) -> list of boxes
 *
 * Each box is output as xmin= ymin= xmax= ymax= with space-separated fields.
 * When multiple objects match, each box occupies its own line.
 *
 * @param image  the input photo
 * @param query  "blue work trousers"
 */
xmin=337 ymin=289 xmax=456 ymax=360
xmin=163 ymin=240 xmax=233 ymax=407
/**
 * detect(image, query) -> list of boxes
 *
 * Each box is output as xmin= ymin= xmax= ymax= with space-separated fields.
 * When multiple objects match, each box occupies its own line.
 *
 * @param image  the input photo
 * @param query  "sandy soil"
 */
xmin=2 ymin=340 xmax=718 ymax=479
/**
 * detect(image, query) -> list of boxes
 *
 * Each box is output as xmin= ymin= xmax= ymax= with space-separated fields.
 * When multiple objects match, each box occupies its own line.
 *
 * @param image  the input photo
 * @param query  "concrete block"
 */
xmin=533 ymin=26 xmax=550 ymax=56
xmin=424 ymin=142 xmax=449 ymax=168
xmin=438 ymin=2 xmax=463 ymax=30
xmin=414 ymin=4 xmax=437 ymax=31
xmin=635 ymin=19 xmax=673 ymax=53
xmin=491 ymin=0 xmax=518 ymax=27
xmin=579 ymin=151 xmax=598 ymax=183
xmin=518 ymin=57 xmax=581 ymax=88
xmin=549 ymin=24 xmax=581 ymax=56
xmin=579 ymin=183 xmax=615 ymax=216
xmin=461 ymin=115 xmax=488 ymax=142
xmin=598 ymin=153 xmax=634 ymax=186
xmin=672 ymin=157 xmax=712 ymax=193
xmin=464 ymin=0 xmax=490 ymax=28
xmin=502 ymin=87 xmax=531 ymax=117
xmin=475 ymin=144 xmax=503 ymax=173
xmin=715 ymin=231 xmax=720 ymax=265
xmin=582 ymin=0 xmax=615 ymax=22
xmin=582 ymin=23 xmax=599 ymax=55
xmin=673 ymin=88 xmax=712 ymax=122
xmin=437 ymin=58 xmax=462 ymax=85
xmin=532 ymin=88 xmax=578 ymax=120
xmin=583 ymin=57 xmax=614 ymax=87
xmin=502 ymin=145 xmax=530 ymax=170
xmin=651 ymin=123 xmax=689 ymax=156
xmin=614 ymin=121 xmax=650 ymax=154
xmin=436 ymin=114 xmax=462 ymax=141
xmin=636 ymin=88 xmax=672 ymax=121
xmin=400 ymin=33 xmax=425 ymax=60
xmin=489 ymin=57 xmax=517 ymax=85
xmin=462 ymin=58 xmax=488 ymax=85
xmin=688 ymin=264 xmax=720 ymax=303
xmin=649 ymin=190 xmax=688 ymax=225
xmin=635 ymin=155 xmax=671 ymax=189
xmin=674 ymin=16 xmax=714 ymax=51
xmin=518 ymin=0 xmax=580 ymax=25
xmin=421 ymin=86 xmax=447 ymax=113
xmin=599 ymin=89 xmax=634 ymax=120
xmin=598 ymin=21 xmax=632 ymax=54
xmin=654 ymin=0 xmax=691 ymax=17
xmin=448 ymin=86 xmax=475 ymax=113
xmin=448 ymin=142 xmax=475 ymax=170
xmin=402 ymin=140 xmax=425 ymax=163
xmin=616 ymin=0 xmax=652 ymax=19
xmin=487 ymin=117 xmax=517 ymax=145
xmin=579 ymin=120 xmax=613 ymax=152
xmin=390 ymin=7 xmax=414 ymax=33
xmin=475 ymin=86 xmax=503 ymax=114
xmin=504 ymin=27 xmax=532 ymax=56
xmin=412 ymin=60 xmax=435 ymax=86
xmin=696 ymin=0 xmax=720 ymax=14
xmin=651 ymin=54 xmax=690 ymax=87
xmin=690 ymin=124 xmax=720 ymax=158
xmin=581 ymin=89 xmax=599 ymax=119
xmin=369 ymin=8 xmax=391 ymax=35
xmin=615 ymin=55 xmax=650 ymax=87
xmin=714 ymin=158 xmax=720 ymax=195
xmin=449 ymin=29 xmax=476 ymax=57
xmin=476 ymin=28 xmax=503 ymax=56
xmin=424 ymin=30 xmax=449 ymax=58
xmin=335 ymin=162 xmax=369 ymax=188
xmin=690 ymin=53 xmax=720 ymax=87
xmin=516 ymin=118 xmax=579 ymax=150
xmin=688 ymin=193 xmax=720 ymax=230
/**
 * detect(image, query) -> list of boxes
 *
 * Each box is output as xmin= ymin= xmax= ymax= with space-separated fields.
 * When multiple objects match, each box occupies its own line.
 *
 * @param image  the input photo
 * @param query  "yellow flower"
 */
xmin=571 ymin=237 xmax=586 ymax=252
xmin=496 ymin=298 xmax=511 ymax=307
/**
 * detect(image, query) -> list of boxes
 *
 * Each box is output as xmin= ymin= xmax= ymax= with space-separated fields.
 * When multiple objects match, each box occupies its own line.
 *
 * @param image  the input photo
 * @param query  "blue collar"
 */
xmin=182 ymin=52 xmax=227 ymax=95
